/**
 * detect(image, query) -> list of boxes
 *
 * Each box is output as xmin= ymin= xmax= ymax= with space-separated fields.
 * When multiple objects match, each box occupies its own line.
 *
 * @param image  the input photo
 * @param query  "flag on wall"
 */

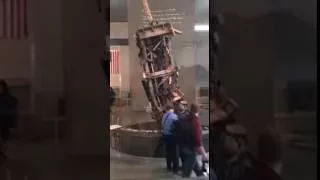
xmin=110 ymin=49 xmax=120 ymax=75
xmin=0 ymin=0 xmax=28 ymax=39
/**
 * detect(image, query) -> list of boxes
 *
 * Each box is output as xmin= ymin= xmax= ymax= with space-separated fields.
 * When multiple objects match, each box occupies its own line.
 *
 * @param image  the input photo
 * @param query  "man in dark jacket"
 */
xmin=174 ymin=103 xmax=204 ymax=178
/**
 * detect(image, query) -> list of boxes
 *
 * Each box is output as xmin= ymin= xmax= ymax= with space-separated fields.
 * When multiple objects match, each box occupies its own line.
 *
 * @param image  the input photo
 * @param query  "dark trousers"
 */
xmin=0 ymin=119 xmax=10 ymax=141
xmin=163 ymin=135 xmax=179 ymax=172
xmin=180 ymin=147 xmax=203 ymax=177
xmin=179 ymin=146 xmax=185 ymax=166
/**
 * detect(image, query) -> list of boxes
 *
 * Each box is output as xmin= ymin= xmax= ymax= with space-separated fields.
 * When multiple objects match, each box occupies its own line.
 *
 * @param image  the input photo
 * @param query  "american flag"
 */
xmin=0 ymin=0 xmax=28 ymax=39
xmin=110 ymin=49 xmax=120 ymax=75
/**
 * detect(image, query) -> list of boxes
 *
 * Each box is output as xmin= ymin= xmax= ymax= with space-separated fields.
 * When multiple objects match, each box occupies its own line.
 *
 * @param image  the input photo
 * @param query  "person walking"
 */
xmin=162 ymin=103 xmax=179 ymax=173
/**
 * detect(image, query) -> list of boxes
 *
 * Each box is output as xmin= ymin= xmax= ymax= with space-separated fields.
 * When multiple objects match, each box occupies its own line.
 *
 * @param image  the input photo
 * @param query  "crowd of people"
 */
xmin=161 ymin=102 xmax=209 ymax=178
xmin=0 ymin=79 xmax=284 ymax=179
xmin=160 ymin=83 xmax=284 ymax=180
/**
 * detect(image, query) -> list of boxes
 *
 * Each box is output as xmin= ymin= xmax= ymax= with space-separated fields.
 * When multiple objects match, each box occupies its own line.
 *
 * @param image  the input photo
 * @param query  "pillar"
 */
xmin=62 ymin=0 xmax=108 ymax=156
xmin=29 ymin=0 xmax=64 ymax=116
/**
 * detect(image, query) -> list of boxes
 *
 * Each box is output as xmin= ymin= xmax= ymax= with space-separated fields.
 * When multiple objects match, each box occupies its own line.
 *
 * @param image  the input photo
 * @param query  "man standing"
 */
xmin=176 ymin=103 xmax=205 ymax=178
xmin=173 ymin=102 xmax=189 ymax=165
xmin=162 ymin=104 xmax=179 ymax=173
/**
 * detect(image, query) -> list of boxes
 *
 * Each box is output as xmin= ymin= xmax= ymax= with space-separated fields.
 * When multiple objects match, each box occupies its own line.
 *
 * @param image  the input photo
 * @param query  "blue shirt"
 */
xmin=162 ymin=110 xmax=178 ymax=135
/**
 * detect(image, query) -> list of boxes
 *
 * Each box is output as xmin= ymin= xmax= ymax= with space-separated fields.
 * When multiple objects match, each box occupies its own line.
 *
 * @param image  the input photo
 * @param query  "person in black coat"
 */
xmin=0 ymin=80 xmax=18 ymax=143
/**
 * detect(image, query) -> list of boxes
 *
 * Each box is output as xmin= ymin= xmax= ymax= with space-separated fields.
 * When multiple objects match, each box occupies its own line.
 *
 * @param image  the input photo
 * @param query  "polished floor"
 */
xmin=0 ymin=138 xmax=316 ymax=180
xmin=1 ymin=139 xmax=209 ymax=180
xmin=0 ymin=108 xmax=316 ymax=180
xmin=110 ymin=148 xmax=209 ymax=180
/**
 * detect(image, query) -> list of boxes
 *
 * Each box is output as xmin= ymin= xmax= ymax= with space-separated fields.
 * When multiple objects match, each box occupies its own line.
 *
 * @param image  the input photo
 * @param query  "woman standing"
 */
xmin=178 ymin=103 xmax=207 ymax=178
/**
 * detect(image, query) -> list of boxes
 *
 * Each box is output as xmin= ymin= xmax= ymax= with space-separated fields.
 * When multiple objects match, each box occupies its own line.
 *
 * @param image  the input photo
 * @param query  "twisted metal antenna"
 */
xmin=141 ymin=0 xmax=154 ymax=24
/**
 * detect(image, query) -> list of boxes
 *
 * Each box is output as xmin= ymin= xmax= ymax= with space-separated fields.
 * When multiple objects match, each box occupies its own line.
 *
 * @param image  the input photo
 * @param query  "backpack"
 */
xmin=174 ymin=113 xmax=195 ymax=149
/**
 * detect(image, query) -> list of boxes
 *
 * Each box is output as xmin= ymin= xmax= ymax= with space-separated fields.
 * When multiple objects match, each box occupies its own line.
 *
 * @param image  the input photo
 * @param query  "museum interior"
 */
xmin=0 ymin=0 xmax=317 ymax=179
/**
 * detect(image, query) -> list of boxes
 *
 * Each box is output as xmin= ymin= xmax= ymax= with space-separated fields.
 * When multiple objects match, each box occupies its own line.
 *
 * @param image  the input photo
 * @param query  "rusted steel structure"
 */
xmin=136 ymin=0 xmax=186 ymax=122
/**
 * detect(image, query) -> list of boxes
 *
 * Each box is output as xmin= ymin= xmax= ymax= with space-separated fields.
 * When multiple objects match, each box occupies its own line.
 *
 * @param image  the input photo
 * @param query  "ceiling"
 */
xmin=110 ymin=0 xmax=209 ymax=44
xmin=110 ymin=0 xmax=209 ymax=23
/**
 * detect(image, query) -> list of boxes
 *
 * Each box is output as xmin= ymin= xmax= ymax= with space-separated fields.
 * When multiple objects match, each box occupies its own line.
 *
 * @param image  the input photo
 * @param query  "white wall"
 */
xmin=110 ymin=22 xmax=130 ymax=96
xmin=110 ymin=22 xmax=128 ymax=39
xmin=175 ymin=44 xmax=197 ymax=103
xmin=195 ymin=43 xmax=209 ymax=69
